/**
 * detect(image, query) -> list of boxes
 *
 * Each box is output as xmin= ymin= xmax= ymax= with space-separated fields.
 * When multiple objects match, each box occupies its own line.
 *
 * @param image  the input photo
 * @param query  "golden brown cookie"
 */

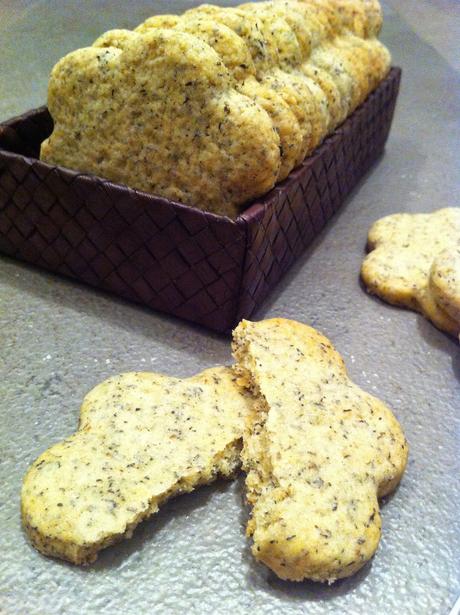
xmin=179 ymin=12 xmax=308 ymax=175
xmin=429 ymin=248 xmax=460 ymax=325
xmin=184 ymin=5 xmax=279 ymax=76
xmin=22 ymin=367 xmax=251 ymax=565
xmin=238 ymin=78 xmax=304 ymax=179
xmin=361 ymin=208 xmax=460 ymax=337
xmin=232 ymin=318 xmax=408 ymax=583
xmin=299 ymin=0 xmax=383 ymax=37
xmin=301 ymin=62 xmax=344 ymax=129
xmin=134 ymin=14 xmax=181 ymax=33
xmin=93 ymin=29 xmax=141 ymax=49
xmin=41 ymin=29 xmax=281 ymax=216
xmin=239 ymin=2 xmax=330 ymax=149
xmin=43 ymin=0 xmax=390 ymax=213
xmin=185 ymin=5 xmax=316 ymax=160
xmin=134 ymin=12 xmax=303 ymax=180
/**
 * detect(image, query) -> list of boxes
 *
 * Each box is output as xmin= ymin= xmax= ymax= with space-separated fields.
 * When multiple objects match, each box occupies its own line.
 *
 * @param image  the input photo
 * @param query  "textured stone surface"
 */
xmin=0 ymin=2 xmax=459 ymax=615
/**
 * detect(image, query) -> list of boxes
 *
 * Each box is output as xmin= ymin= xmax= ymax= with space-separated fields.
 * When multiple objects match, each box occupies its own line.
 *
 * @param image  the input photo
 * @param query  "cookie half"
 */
xmin=232 ymin=318 xmax=408 ymax=583
xmin=22 ymin=367 xmax=251 ymax=564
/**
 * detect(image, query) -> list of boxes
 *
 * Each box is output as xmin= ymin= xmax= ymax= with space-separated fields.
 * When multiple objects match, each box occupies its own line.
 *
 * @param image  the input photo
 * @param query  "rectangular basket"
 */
xmin=0 ymin=67 xmax=400 ymax=332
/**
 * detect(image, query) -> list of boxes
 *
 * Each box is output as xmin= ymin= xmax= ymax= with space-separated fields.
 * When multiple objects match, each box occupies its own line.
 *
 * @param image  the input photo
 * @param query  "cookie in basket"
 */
xmin=133 ymin=13 xmax=303 ymax=180
xmin=41 ymin=28 xmax=281 ymax=216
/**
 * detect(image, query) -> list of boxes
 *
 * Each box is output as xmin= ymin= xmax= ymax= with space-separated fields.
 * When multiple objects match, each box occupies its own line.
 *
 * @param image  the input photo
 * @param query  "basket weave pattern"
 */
xmin=0 ymin=68 xmax=400 ymax=332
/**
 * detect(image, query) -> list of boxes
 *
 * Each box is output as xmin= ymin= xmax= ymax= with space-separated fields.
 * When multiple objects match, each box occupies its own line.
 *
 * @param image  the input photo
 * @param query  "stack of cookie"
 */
xmin=21 ymin=318 xmax=408 ymax=584
xmin=40 ymin=0 xmax=391 ymax=216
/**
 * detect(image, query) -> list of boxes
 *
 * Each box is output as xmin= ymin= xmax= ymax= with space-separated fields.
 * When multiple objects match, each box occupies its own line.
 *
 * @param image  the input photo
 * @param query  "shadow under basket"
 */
xmin=0 ymin=68 xmax=400 ymax=333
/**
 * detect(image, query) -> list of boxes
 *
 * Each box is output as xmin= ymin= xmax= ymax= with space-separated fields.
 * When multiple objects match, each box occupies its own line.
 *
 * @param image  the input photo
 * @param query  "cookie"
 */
xmin=334 ymin=36 xmax=391 ymax=96
xmin=329 ymin=0 xmax=368 ymax=37
xmin=361 ymin=208 xmax=460 ymax=337
xmin=177 ymin=13 xmax=306 ymax=173
xmin=257 ymin=1 xmax=321 ymax=58
xmin=300 ymin=0 xmax=383 ymax=37
xmin=177 ymin=14 xmax=256 ymax=82
xmin=134 ymin=14 xmax=181 ymax=33
xmin=238 ymin=78 xmax=304 ymax=179
xmin=184 ymin=5 xmax=279 ymax=76
xmin=301 ymin=62 xmax=344 ymax=130
xmin=362 ymin=0 xmax=384 ymax=36
xmin=232 ymin=318 xmax=408 ymax=583
xmin=300 ymin=0 xmax=343 ymax=37
xmin=429 ymin=248 xmax=460 ymax=325
xmin=286 ymin=0 xmax=329 ymax=50
xmin=93 ymin=29 xmax=141 ymax=50
xmin=21 ymin=367 xmax=251 ymax=565
xmin=185 ymin=6 xmax=315 ymax=160
xmin=41 ymin=28 xmax=281 ymax=216
xmin=238 ymin=3 xmax=304 ymax=69
xmin=134 ymin=13 xmax=303 ymax=180
xmin=239 ymin=3 xmax=330 ymax=149
xmin=309 ymin=42 xmax=355 ymax=118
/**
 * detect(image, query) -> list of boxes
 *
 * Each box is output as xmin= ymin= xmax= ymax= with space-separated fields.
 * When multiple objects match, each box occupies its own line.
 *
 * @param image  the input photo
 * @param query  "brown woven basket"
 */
xmin=0 ymin=68 xmax=400 ymax=332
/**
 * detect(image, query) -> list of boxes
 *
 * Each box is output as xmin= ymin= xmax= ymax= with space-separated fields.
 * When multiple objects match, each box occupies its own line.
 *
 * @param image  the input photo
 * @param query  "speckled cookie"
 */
xmin=309 ymin=42 xmax=356 ymax=118
xmin=331 ymin=35 xmax=390 ymax=108
xmin=134 ymin=13 xmax=303 ymax=180
xmin=429 ymin=247 xmax=460 ymax=325
xmin=361 ymin=208 xmax=460 ymax=337
xmin=300 ymin=62 xmax=344 ymax=130
xmin=184 ymin=5 xmax=279 ymax=76
xmin=238 ymin=78 xmax=304 ymax=179
xmin=299 ymin=0 xmax=383 ymax=37
xmin=184 ymin=5 xmax=316 ymax=160
xmin=238 ymin=3 xmax=330 ymax=150
xmin=232 ymin=318 xmax=408 ymax=583
xmin=177 ymin=12 xmax=306 ymax=173
xmin=134 ymin=14 xmax=181 ymax=33
xmin=21 ymin=367 xmax=251 ymax=565
xmin=43 ymin=0 xmax=390 ymax=214
xmin=300 ymin=0 xmax=343 ymax=37
xmin=254 ymin=1 xmax=321 ymax=58
xmin=41 ymin=28 xmax=281 ymax=216
xmin=93 ymin=29 xmax=141 ymax=50
xmin=334 ymin=35 xmax=391 ymax=98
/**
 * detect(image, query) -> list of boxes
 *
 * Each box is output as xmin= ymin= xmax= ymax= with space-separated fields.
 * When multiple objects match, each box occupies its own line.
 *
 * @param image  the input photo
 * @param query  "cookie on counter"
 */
xmin=232 ymin=318 xmax=408 ymax=583
xmin=429 ymin=248 xmax=460 ymax=325
xmin=361 ymin=208 xmax=460 ymax=337
xmin=22 ymin=367 xmax=251 ymax=565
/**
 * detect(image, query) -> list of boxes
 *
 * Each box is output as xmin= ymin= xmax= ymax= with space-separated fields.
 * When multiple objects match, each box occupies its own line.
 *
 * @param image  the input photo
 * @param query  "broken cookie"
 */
xmin=361 ymin=208 xmax=460 ymax=337
xmin=21 ymin=367 xmax=251 ymax=564
xmin=232 ymin=318 xmax=408 ymax=583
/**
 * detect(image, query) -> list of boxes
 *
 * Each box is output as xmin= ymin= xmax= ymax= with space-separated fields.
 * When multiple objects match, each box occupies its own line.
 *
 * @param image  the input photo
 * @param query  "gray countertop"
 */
xmin=0 ymin=2 xmax=459 ymax=615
